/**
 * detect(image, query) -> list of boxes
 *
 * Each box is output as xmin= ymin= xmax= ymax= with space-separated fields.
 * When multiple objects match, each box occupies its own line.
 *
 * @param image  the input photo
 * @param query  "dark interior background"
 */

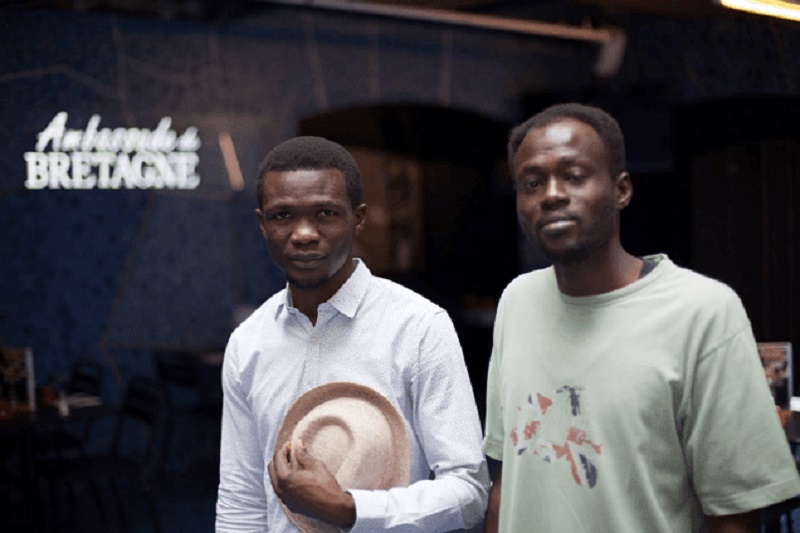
xmin=2 ymin=0 xmax=800 ymax=481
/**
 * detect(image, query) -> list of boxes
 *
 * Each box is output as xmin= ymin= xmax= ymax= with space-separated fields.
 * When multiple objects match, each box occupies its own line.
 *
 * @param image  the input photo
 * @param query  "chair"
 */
xmin=65 ymin=359 xmax=103 ymax=397
xmin=0 ymin=425 xmax=38 ymax=530
xmin=37 ymin=360 xmax=104 ymax=459
xmin=36 ymin=375 xmax=163 ymax=532
xmin=154 ymin=350 xmax=222 ymax=476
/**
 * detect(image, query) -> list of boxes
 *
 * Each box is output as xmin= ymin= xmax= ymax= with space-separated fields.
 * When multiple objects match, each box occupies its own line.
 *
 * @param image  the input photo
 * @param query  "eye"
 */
xmin=319 ymin=209 xmax=337 ymax=217
xmin=564 ymin=168 xmax=587 ymax=183
xmin=517 ymin=175 xmax=543 ymax=193
xmin=269 ymin=211 xmax=291 ymax=221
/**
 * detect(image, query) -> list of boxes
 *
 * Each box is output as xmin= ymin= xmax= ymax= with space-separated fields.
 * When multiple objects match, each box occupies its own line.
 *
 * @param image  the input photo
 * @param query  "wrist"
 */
xmin=330 ymin=490 xmax=356 ymax=528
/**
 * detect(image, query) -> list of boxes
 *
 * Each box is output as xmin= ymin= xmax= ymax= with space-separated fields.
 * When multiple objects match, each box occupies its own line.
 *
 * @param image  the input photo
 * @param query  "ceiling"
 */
xmin=366 ymin=0 xmax=722 ymax=18
xmin=16 ymin=0 xmax=725 ymax=21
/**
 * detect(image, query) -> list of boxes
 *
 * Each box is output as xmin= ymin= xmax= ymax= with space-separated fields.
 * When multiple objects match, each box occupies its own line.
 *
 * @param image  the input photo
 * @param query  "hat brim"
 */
xmin=274 ymin=382 xmax=411 ymax=533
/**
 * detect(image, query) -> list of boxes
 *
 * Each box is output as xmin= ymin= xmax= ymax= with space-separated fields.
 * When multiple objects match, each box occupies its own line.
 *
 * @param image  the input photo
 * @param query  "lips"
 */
xmin=538 ymin=216 xmax=578 ymax=233
xmin=288 ymin=253 xmax=325 ymax=269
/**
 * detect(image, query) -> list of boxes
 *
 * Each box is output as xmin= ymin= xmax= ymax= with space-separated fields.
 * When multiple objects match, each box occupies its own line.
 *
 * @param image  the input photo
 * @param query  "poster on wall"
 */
xmin=758 ymin=341 xmax=793 ymax=407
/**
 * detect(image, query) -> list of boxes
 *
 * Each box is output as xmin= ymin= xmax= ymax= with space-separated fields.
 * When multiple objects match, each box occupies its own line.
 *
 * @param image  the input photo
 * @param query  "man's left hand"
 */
xmin=268 ymin=439 xmax=357 ymax=528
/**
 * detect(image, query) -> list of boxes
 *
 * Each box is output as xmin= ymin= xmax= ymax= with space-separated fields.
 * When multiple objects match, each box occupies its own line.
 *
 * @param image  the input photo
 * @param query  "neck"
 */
xmin=553 ymin=244 xmax=642 ymax=297
xmin=290 ymin=259 xmax=357 ymax=326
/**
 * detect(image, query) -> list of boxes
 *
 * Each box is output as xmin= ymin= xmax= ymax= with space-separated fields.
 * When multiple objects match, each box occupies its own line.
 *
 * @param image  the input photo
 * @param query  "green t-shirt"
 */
xmin=483 ymin=254 xmax=800 ymax=532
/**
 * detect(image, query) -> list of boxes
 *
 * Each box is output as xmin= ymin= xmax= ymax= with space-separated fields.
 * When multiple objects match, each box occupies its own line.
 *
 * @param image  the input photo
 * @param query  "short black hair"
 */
xmin=508 ymin=103 xmax=626 ymax=179
xmin=256 ymin=136 xmax=362 ymax=209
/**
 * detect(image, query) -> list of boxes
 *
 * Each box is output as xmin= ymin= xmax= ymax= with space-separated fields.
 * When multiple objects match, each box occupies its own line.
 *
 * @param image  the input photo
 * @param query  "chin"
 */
xmin=287 ymin=274 xmax=330 ymax=290
xmin=539 ymin=243 xmax=591 ymax=264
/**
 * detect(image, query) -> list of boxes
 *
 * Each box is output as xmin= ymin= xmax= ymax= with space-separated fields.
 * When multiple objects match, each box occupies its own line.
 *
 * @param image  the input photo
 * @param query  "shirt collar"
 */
xmin=276 ymin=258 xmax=371 ymax=319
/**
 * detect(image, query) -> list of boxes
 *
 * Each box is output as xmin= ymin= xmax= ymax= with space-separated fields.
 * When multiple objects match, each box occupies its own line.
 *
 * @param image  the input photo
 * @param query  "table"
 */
xmin=0 ymin=401 xmax=116 ymax=530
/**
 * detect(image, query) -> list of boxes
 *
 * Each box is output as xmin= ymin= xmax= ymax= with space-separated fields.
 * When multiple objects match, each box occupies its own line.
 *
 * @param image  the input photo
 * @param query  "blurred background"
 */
xmin=1 ymin=0 xmax=800 ymax=530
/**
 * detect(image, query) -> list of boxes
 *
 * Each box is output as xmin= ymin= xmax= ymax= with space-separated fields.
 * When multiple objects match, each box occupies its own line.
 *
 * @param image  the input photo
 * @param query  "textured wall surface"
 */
xmin=1 ymin=6 xmax=799 ymax=393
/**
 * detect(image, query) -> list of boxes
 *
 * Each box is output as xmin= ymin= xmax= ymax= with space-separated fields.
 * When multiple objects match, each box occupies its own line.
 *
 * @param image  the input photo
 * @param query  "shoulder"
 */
xmin=498 ymin=267 xmax=554 ymax=307
xmin=368 ymin=275 xmax=446 ymax=316
xmin=658 ymin=261 xmax=743 ymax=309
xmin=229 ymin=289 xmax=286 ymax=343
xmin=649 ymin=260 xmax=752 ymax=336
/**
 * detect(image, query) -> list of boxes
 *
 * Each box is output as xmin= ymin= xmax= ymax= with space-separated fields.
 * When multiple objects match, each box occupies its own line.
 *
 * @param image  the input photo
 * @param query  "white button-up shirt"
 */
xmin=216 ymin=260 xmax=489 ymax=532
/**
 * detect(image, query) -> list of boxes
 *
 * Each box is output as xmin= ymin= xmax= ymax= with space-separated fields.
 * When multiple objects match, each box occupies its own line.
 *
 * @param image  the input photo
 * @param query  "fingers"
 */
xmin=267 ymin=460 xmax=279 ymax=490
xmin=292 ymin=440 xmax=314 ymax=468
xmin=273 ymin=439 xmax=293 ymax=477
xmin=292 ymin=440 xmax=308 ymax=468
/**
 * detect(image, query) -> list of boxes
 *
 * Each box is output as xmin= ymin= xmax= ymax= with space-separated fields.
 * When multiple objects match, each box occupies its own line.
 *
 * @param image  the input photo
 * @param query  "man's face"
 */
xmin=256 ymin=168 xmax=365 ymax=293
xmin=513 ymin=118 xmax=630 ymax=264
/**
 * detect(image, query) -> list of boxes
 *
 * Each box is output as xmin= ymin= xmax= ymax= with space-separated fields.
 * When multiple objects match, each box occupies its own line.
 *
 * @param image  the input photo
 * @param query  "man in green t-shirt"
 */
xmin=482 ymin=103 xmax=800 ymax=532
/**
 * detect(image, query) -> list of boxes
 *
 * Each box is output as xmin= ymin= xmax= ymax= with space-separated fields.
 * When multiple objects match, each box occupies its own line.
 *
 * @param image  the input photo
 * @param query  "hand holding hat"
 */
xmin=270 ymin=382 xmax=411 ymax=533
xmin=269 ymin=438 xmax=356 ymax=528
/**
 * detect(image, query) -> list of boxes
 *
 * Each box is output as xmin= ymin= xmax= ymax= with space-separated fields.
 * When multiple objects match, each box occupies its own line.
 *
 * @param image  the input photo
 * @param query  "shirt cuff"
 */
xmin=347 ymin=489 xmax=387 ymax=532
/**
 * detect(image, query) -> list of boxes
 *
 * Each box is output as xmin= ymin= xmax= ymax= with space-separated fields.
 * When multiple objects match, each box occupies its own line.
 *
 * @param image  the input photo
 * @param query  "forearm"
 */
xmin=483 ymin=463 xmax=502 ymax=533
xmin=347 ymin=311 xmax=488 ymax=531
xmin=216 ymin=485 xmax=268 ymax=531
xmin=282 ymin=486 xmax=355 ymax=528
xmin=216 ymin=434 xmax=269 ymax=530
xmin=705 ymin=510 xmax=760 ymax=533
xmin=320 ymin=491 xmax=356 ymax=528
xmin=216 ymin=345 xmax=268 ymax=530
xmin=349 ymin=464 xmax=489 ymax=532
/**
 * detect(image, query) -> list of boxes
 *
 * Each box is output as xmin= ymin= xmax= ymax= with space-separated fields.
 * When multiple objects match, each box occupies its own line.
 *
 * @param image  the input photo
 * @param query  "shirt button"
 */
xmin=309 ymin=336 xmax=318 ymax=345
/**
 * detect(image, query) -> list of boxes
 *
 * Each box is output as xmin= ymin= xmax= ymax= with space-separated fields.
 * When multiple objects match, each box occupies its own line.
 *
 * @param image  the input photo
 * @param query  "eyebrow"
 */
xmin=517 ymin=156 xmax=590 ymax=174
xmin=264 ymin=199 xmax=346 ymax=211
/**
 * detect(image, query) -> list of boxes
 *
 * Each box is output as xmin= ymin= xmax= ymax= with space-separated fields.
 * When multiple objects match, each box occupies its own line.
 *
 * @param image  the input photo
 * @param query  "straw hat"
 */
xmin=274 ymin=382 xmax=411 ymax=533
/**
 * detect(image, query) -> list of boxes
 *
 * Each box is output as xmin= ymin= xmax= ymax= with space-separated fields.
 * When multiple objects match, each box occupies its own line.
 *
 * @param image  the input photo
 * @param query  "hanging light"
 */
xmin=716 ymin=0 xmax=800 ymax=22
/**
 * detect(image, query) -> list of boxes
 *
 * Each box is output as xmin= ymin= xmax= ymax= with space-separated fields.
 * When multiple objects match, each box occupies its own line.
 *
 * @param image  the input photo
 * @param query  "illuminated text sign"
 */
xmin=24 ymin=112 xmax=201 ymax=190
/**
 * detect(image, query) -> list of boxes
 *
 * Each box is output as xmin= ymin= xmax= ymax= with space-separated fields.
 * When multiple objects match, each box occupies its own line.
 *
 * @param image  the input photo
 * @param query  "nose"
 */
xmin=290 ymin=217 xmax=319 ymax=244
xmin=542 ymin=176 xmax=568 ymax=206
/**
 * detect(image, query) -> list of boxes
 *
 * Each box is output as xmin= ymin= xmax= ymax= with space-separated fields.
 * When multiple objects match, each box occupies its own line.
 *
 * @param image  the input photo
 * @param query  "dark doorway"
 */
xmin=300 ymin=104 xmax=517 ymax=421
xmin=675 ymin=96 xmax=800 ymax=398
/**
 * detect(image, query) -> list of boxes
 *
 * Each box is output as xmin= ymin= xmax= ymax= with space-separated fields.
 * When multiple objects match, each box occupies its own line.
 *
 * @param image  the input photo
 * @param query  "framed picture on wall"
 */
xmin=0 ymin=345 xmax=35 ymax=418
xmin=757 ymin=341 xmax=793 ymax=407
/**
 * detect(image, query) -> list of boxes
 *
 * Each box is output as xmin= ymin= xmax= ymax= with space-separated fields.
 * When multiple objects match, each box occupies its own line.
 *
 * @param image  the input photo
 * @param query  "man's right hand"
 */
xmin=268 ymin=440 xmax=357 ymax=528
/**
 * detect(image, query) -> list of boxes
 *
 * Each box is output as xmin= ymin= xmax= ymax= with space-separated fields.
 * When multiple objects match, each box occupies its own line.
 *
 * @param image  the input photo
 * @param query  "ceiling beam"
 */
xmin=258 ymin=0 xmax=627 ymax=77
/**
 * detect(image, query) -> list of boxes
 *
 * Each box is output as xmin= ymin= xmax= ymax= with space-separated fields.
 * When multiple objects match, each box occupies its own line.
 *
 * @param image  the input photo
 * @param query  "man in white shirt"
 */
xmin=216 ymin=135 xmax=489 ymax=532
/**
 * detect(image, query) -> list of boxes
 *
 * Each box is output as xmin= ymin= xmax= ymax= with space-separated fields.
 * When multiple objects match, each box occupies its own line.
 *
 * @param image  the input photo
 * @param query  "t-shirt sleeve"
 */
xmin=483 ymin=318 xmax=505 ymax=461
xmin=683 ymin=303 xmax=800 ymax=515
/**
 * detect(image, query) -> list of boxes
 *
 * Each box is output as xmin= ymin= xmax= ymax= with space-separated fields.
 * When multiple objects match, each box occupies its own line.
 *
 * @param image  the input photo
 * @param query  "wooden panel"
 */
xmin=348 ymin=148 xmax=425 ymax=275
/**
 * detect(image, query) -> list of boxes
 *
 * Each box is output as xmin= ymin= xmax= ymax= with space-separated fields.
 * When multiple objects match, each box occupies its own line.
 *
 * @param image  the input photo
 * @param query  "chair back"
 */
xmin=155 ymin=351 xmax=203 ymax=390
xmin=110 ymin=376 xmax=162 ymax=464
xmin=67 ymin=360 xmax=103 ymax=396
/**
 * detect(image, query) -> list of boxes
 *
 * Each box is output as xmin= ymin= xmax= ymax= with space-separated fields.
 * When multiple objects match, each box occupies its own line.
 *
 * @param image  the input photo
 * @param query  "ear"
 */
xmin=614 ymin=172 xmax=632 ymax=210
xmin=255 ymin=208 xmax=268 ymax=239
xmin=354 ymin=203 xmax=367 ymax=236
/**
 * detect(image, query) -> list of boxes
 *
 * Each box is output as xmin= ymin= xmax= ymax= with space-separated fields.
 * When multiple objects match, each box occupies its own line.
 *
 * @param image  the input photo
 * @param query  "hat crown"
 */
xmin=292 ymin=396 xmax=395 ymax=488
xmin=275 ymin=382 xmax=411 ymax=533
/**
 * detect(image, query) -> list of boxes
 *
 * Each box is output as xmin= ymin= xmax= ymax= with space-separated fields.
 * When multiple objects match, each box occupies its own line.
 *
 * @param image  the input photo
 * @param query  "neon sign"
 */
xmin=24 ymin=112 xmax=201 ymax=190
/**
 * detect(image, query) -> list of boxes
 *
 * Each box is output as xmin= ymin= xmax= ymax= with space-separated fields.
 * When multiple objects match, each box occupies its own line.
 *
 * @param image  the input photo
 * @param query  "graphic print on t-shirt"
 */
xmin=509 ymin=386 xmax=603 ymax=488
